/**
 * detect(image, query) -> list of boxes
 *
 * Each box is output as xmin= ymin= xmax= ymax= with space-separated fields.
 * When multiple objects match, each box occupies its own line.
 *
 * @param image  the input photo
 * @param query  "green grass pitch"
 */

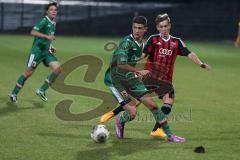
xmin=0 ymin=34 xmax=240 ymax=160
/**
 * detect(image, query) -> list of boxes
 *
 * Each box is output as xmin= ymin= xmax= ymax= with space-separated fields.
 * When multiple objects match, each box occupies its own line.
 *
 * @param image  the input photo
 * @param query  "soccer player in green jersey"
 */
xmin=104 ymin=16 xmax=185 ymax=142
xmin=102 ymin=13 xmax=211 ymax=140
xmin=9 ymin=2 xmax=61 ymax=102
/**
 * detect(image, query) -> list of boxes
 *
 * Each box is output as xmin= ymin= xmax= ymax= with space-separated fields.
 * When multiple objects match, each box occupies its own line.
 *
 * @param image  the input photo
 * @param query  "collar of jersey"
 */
xmin=159 ymin=33 xmax=171 ymax=42
xmin=130 ymin=34 xmax=143 ymax=47
xmin=45 ymin=16 xmax=56 ymax=25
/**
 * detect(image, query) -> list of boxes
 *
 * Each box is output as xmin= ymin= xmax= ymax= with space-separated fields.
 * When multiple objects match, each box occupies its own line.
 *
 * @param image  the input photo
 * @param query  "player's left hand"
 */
xmin=136 ymin=70 xmax=151 ymax=77
xmin=49 ymin=45 xmax=57 ymax=54
xmin=200 ymin=63 xmax=211 ymax=70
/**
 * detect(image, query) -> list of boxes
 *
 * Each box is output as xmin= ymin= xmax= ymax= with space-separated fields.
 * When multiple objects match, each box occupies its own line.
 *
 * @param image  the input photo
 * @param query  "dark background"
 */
xmin=0 ymin=0 xmax=239 ymax=40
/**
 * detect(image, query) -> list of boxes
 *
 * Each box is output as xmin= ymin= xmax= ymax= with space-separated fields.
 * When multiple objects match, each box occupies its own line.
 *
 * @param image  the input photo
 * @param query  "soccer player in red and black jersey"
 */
xmin=142 ymin=13 xmax=211 ymax=137
xmin=100 ymin=13 xmax=210 ymax=139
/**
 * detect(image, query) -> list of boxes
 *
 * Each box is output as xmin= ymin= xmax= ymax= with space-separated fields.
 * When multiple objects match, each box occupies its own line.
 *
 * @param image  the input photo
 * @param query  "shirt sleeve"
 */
xmin=143 ymin=36 xmax=153 ymax=56
xmin=114 ymin=39 xmax=133 ymax=65
xmin=178 ymin=39 xmax=191 ymax=56
xmin=33 ymin=18 xmax=47 ymax=32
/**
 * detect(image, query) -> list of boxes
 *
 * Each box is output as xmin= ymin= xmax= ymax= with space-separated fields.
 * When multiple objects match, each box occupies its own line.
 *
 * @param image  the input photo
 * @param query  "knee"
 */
xmin=147 ymin=102 xmax=158 ymax=111
xmin=161 ymin=103 xmax=172 ymax=115
xmin=128 ymin=108 xmax=137 ymax=119
xmin=53 ymin=66 xmax=61 ymax=75
xmin=24 ymin=70 xmax=34 ymax=78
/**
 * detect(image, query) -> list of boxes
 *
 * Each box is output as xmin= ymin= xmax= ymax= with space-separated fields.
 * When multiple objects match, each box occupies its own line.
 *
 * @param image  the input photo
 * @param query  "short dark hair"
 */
xmin=45 ymin=2 xmax=58 ymax=11
xmin=155 ymin=13 xmax=171 ymax=25
xmin=132 ymin=16 xmax=147 ymax=27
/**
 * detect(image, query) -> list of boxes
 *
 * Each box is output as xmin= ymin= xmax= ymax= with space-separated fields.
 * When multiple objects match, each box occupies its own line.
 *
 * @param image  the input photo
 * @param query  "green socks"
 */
xmin=39 ymin=72 xmax=58 ymax=91
xmin=152 ymin=108 xmax=172 ymax=137
xmin=12 ymin=72 xmax=59 ymax=95
xmin=162 ymin=123 xmax=173 ymax=137
xmin=119 ymin=111 xmax=134 ymax=124
xmin=12 ymin=75 xmax=27 ymax=95
xmin=151 ymin=108 xmax=166 ymax=124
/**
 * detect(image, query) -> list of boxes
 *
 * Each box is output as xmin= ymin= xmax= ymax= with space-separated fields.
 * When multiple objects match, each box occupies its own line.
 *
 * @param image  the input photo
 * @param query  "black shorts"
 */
xmin=143 ymin=76 xmax=175 ymax=99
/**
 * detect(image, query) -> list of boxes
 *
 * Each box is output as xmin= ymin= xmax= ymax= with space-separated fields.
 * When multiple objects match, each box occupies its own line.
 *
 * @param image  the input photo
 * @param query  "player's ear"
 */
xmin=144 ymin=26 xmax=148 ymax=33
xmin=156 ymin=24 xmax=160 ymax=31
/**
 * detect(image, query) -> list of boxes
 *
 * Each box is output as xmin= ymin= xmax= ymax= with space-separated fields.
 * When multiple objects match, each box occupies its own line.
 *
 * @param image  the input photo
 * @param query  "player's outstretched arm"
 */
xmin=235 ymin=21 xmax=240 ymax=47
xmin=187 ymin=52 xmax=211 ymax=70
xmin=30 ymin=30 xmax=55 ymax=41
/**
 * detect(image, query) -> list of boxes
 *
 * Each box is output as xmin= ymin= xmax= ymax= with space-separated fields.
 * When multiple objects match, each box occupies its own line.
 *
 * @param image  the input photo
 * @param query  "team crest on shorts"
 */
xmin=31 ymin=61 xmax=37 ymax=67
xmin=120 ymin=90 xmax=128 ymax=97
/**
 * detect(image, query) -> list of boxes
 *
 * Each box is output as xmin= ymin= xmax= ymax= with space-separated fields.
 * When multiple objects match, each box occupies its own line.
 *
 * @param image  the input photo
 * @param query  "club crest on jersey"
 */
xmin=171 ymin=42 xmax=177 ymax=49
xmin=131 ymin=55 xmax=139 ymax=61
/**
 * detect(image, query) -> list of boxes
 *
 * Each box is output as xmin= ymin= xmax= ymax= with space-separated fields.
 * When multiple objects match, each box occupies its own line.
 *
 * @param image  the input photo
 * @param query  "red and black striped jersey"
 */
xmin=143 ymin=34 xmax=191 ymax=83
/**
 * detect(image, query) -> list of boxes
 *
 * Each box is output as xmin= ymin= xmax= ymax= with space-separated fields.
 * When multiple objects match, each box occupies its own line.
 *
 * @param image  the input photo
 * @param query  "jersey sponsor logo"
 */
xmin=159 ymin=48 xmax=172 ymax=56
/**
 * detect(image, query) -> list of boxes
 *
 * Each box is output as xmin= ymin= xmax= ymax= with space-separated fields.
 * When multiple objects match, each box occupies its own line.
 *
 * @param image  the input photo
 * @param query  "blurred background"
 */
xmin=0 ymin=0 xmax=239 ymax=40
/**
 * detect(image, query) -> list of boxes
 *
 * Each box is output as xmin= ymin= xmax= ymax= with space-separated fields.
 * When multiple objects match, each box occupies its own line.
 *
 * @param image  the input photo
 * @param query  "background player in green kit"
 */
xmin=104 ymin=16 xmax=185 ymax=142
xmin=9 ymin=2 xmax=61 ymax=102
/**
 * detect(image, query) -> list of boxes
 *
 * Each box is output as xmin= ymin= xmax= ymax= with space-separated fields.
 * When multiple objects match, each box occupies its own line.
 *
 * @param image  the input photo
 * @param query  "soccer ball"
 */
xmin=91 ymin=125 xmax=110 ymax=143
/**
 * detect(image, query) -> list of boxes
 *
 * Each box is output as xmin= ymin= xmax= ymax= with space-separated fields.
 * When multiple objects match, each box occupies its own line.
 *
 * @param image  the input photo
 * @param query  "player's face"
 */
xmin=156 ymin=20 xmax=171 ymax=38
xmin=132 ymin=23 xmax=147 ymax=40
xmin=46 ymin=5 xmax=58 ymax=20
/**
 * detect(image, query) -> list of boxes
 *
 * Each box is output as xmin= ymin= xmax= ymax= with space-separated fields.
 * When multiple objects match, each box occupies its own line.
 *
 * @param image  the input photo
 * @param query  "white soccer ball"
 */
xmin=91 ymin=125 xmax=110 ymax=143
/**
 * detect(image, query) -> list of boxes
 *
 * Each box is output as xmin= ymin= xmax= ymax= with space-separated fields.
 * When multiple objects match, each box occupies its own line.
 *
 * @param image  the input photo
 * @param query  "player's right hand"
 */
xmin=46 ymin=35 xmax=55 ymax=41
xmin=49 ymin=46 xmax=56 ymax=54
